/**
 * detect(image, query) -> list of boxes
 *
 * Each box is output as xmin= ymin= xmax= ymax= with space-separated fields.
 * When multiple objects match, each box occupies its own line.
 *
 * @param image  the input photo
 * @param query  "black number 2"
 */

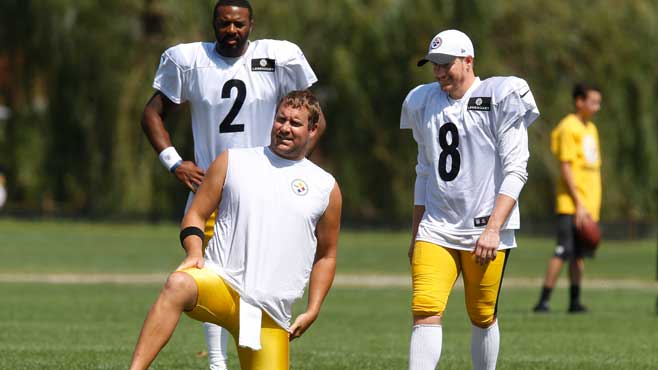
xmin=438 ymin=122 xmax=461 ymax=181
xmin=219 ymin=79 xmax=246 ymax=133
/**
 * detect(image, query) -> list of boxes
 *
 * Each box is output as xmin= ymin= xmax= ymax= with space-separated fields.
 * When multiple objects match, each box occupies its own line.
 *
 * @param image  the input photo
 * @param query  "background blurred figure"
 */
xmin=533 ymin=82 xmax=603 ymax=313
xmin=0 ymin=165 xmax=6 ymax=210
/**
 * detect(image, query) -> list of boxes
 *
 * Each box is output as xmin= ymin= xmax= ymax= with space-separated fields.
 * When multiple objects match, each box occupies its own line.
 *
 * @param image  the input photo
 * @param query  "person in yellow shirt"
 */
xmin=534 ymin=82 xmax=602 ymax=313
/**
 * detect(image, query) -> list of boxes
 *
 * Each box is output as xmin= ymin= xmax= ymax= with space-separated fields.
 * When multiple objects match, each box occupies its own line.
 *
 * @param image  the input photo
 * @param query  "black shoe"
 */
xmin=533 ymin=302 xmax=550 ymax=313
xmin=568 ymin=303 xmax=588 ymax=313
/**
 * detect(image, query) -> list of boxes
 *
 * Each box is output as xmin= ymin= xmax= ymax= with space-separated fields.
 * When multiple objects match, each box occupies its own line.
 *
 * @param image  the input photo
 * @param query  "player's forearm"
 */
xmin=141 ymin=106 xmax=173 ymax=153
xmin=498 ymin=118 xmax=529 ymax=200
xmin=306 ymin=255 xmax=336 ymax=315
xmin=485 ymin=194 xmax=517 ymax=232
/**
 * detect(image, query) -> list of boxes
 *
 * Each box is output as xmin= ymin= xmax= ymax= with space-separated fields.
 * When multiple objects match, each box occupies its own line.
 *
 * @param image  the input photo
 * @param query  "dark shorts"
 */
xmin=553 ymin=214 xmax=595 ymax=260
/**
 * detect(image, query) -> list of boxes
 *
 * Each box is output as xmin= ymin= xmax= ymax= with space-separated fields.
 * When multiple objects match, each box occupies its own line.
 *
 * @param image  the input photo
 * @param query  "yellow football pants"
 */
xmin=411 ymin=240 xmax=509 ymax=327
xmin=202 ymin=211 xmax=216 ymax=248
xmin=181 ymin=267 xmax=289 ymax=370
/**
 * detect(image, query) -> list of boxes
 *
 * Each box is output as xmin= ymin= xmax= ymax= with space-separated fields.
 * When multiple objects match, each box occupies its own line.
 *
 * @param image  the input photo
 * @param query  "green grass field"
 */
xmin=1 ymin=219 xmax=657 ymax=370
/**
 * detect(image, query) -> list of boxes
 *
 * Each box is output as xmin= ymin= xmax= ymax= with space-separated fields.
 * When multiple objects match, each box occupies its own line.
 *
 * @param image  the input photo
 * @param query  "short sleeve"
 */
xmin=555 ymin=126 xmax=577 ymax=162
xmin=153 ymin=50 xmax=187 ymax=104
xmin=400 ymin=90 xmax=430 ymax=205
xmin=277 ymin=42 xmax=318 ymax=95
xmin=495 ymin=79 xmax=540 ymax=135
xmin=400 ymin=96 xmax=414 ymax=130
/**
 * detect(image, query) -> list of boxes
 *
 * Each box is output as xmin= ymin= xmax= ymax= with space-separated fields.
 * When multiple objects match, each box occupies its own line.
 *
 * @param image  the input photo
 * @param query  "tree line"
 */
xmin=0 ymin=0 xmax=656 ymax=225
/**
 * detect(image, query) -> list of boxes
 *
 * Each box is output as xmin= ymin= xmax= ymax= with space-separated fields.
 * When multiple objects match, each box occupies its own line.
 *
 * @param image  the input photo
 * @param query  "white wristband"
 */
xmin=158 ymin=147 xmax=183 ymax=173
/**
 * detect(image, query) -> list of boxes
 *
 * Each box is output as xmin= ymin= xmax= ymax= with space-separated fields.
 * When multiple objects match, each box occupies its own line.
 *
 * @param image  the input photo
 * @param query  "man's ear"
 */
xmin=308 ymin=122 xmax=319 ymax=137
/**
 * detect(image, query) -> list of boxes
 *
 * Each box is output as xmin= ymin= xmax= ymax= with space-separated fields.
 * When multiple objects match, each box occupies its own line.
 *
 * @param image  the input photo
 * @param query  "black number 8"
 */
xmin=438 ymin=122 xmax=460 ymax=181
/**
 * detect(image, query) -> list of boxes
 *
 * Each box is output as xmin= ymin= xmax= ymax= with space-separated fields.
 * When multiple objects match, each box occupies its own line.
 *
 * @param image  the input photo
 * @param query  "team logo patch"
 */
xmin=430 ymin=36 xmax=442 ymax=49
xmin=473 ymin=215 xmax=490 ymax=227
xmin=582 ymin=135 xmax=598 ymax=164
xmin=291 ymin=179 xmax=309 ymax=196
xmin=251 ymin=58 xmax=275 ymax=72
xmin=467 ymin=97 xmax=491 ymax=111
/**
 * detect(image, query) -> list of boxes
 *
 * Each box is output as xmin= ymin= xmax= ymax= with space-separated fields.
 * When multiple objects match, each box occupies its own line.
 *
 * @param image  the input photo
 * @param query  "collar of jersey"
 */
xmin=446 ymin=76 xmax=481 ymax=104
xmin=213 ymin=40 xmax=252 ymax=65
xmin=264 ymin=146 xmax=306 ymax=165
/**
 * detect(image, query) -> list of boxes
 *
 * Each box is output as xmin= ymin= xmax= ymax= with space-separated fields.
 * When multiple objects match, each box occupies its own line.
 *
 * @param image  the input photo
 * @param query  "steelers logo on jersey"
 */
xmin=582 ymin=135 xmax=598 ymax=164
xmin=430 ymin=36 xmax=442 ymax=49
xmin=291 ymin=179 xmax=309 ymax=196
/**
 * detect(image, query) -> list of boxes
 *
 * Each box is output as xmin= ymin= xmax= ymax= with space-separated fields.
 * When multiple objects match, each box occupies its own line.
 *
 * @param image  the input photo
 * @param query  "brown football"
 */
xmin=576 ymin=216 xmax=601 ymax=250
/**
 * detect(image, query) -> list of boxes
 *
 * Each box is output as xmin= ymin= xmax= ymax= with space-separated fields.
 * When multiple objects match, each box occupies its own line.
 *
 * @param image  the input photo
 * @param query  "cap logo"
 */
xmin=430 ymin=36 xmax=442 ymax=50
xmin=291 ymin=179 xmax=309 ymax=196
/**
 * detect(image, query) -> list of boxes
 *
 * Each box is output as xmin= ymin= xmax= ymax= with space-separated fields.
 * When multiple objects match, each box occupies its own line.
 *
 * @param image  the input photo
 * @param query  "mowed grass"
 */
xmin=0 ymin=219 xmax=655 ymax=279
xmin=0 ymin=218 xmax=657 ymax=370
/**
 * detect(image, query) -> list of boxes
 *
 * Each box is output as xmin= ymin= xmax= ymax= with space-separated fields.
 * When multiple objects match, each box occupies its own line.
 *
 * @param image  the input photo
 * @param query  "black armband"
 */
xmin=179 ymin=226 xmax=205 ymax=249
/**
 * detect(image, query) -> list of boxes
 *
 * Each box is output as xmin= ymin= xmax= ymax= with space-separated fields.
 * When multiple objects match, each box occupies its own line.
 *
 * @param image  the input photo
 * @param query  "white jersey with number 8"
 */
xmin=401 ymin=76 xmax=539 ymax=248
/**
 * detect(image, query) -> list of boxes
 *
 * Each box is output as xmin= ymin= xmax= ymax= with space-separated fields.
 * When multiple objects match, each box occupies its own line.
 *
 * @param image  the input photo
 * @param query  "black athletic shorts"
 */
xmin=553 ymin=214 xmax=595 ymax=260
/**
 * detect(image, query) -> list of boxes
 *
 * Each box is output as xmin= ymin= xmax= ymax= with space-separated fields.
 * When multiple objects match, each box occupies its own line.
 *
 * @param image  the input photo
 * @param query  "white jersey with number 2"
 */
xmin=401 ymin=76 xmax=539 ymax=250
xmin=153 ymin=39 xmax=318 ymax=172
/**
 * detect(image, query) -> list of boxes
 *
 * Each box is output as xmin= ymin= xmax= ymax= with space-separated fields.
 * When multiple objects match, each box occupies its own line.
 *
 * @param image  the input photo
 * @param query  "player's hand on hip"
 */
xmin=288 ymin=311 xmax=318 ymax=341
xmin=173 ymin=161 xmax=205 ymax=192
xmin=473 ymin=228 xmax=499 ymax=265
xmin=176 ymin=254 xmax=204 ymax=271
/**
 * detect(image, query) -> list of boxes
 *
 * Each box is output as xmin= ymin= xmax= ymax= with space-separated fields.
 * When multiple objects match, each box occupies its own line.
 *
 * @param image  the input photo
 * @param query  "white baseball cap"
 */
xmin=417 ymin=29 xmax=474 ymax=67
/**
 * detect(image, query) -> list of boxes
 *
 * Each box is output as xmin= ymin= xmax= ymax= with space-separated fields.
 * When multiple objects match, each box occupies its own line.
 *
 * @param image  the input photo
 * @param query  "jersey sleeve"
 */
xmin=555 ymin=125 xmax=578 ymax=162
xmin=276 ymin=41 xmax=318 ymax=94
xmin=153 ymin=46 xmax=188 ymax=104
xmin=400 ymin=89 xmax=430 ymax=206
xmin=496 ymin=118 xmax=529 ymax=200
xmin=491 ymin=78 xmax=536 ymax=200
xmin=495 ymin=78 xmax=540 ymax=133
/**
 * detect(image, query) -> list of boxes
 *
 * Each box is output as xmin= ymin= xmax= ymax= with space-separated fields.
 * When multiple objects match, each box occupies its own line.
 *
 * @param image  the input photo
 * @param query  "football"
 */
xmin=576 ymin=216 xmax=601 ymax=250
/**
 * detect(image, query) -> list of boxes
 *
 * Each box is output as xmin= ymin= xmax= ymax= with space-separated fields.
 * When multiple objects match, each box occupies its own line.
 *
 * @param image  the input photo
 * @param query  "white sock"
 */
xmin=471 ymin=321 xmax=500 ymax=370
xmin=204 ymin=322 xmax=229 ymax=370
xmin=409 ymin=324 xmax=442 ymax=370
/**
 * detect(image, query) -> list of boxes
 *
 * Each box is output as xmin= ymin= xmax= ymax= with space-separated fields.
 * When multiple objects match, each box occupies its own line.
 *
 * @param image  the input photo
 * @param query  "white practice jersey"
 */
xmin=153 ymin=39 xmax=318 ymax=172
xmin=204 ymin=147 xmax=335 ymax=330
xmin=401 ymin=77 xmax=539 ymax=250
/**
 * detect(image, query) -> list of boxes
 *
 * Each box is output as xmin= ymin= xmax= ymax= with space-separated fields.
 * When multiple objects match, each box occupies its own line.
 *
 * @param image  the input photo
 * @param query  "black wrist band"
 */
xmin=179 ymin=226 xmax=205 ymax=249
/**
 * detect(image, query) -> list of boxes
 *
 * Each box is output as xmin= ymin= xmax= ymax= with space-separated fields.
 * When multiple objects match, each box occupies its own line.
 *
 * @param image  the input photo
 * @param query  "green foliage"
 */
xmin=0 ymin=0 xmax=656 ymax=223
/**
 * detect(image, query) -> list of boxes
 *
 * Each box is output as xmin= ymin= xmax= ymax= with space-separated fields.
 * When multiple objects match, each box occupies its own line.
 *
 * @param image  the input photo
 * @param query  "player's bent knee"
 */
xmin=412 ymin=294 xmax=445 ymax=318
xmin=468 ymin=310 xmax=496 ymax=328
xmin=163 ymin=271 xmax=198 ymax=308
xmin=165 ymin=271 xmax=196 ymax=290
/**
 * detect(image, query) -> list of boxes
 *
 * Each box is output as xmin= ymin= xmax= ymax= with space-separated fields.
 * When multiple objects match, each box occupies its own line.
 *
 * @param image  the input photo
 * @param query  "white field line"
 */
xmin=0 ymin=273 xmax=656 ymax=290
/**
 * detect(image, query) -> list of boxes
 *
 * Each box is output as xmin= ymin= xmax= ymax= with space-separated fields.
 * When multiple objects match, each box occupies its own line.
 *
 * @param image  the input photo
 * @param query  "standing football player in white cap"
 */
xmin=401 ymin=29 xmax=540 ymax=370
